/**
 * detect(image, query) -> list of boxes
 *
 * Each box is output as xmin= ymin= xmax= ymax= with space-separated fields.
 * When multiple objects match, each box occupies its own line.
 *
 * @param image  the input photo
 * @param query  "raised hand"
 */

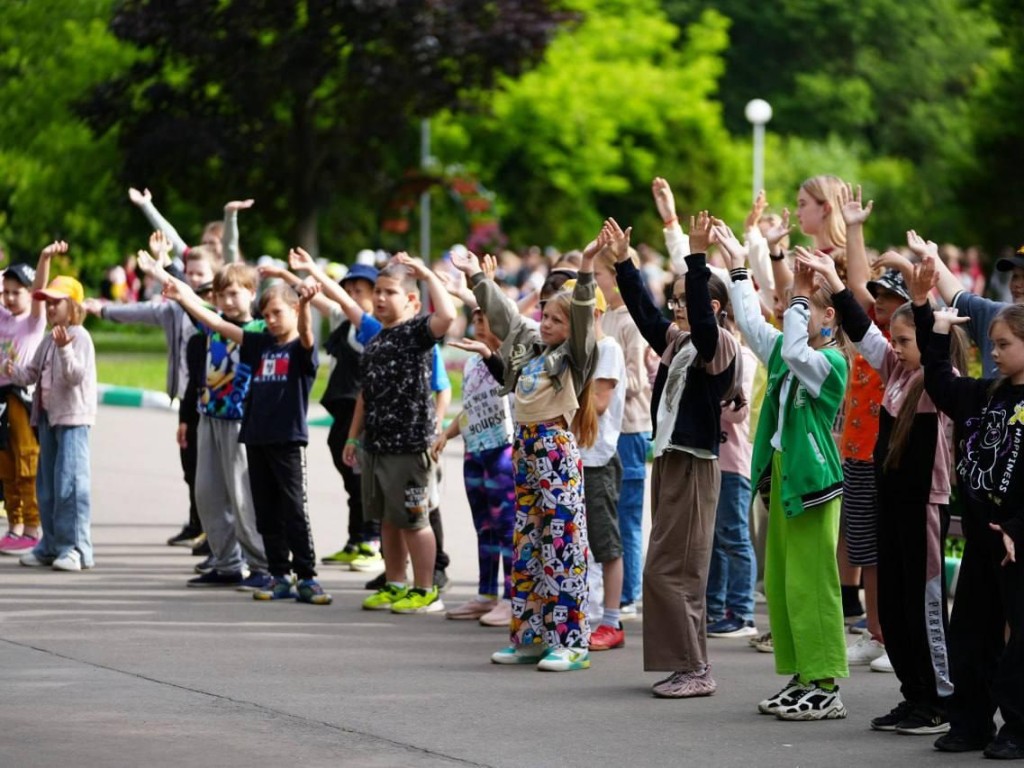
xmin=128 ymin=187 xmax=152 ymax=206
xmin=744 ymin=189 xmax=768 ymax=231
xmin=481 ymin=253 xmax=498 ymax=282
xmin=135 ymin=249 xmax=169 ymax=282
xmin=931 ymin=306 xmax=969 ymax=334
xmin=449 ymin=338 xmax=492 ymax=357
xmin=873 ymin=249 xmax=915 ymax=275
xmin=391 ymin=251 xmax=430 ymax=280
xmin=257 ymin=263 xmax=288 ymax=281
xmin=652 ymin=177 xmax=678 ymax=225
xmin=224 ymin=199 xmax=255 ymax=212
xmin=791 ymin=254 xmax=817 ymax=296
xmin=989 ymin=523 xmax=1017 ymax=566
xmin=908 ymin=255 xmax=938 ymax=305
xmin=288 ymin=247 xmax=316 ymax=272
xmin=793 ymin=245 xmax=843 ymax=293
xmin=297 ymin=277 xmax=321 ymax=304
xmin=149 ymin=230 xmax=172 ymax=263
xmin=449 ymin=246 xmax=481 ymax=276
xmin=710 ymin=221 xmax=746 ymax=270
xmin=838 ymin=183 xmax=873 ymax=226
xmin=765 ymin=209 xmax=792 ymax=251
xmin=602 ymin=218 xmax=632 ymax=263
xmin=52 ymin=325 xmax=72 ymax=348
xmin=161 ymin=276 xmax=185 ymax=303
xmin=907 ymin=230 xmax=939 ymax=260
xmin=40 ymin=241 xmax=68 ymax=259
xmin=688 ymin=211 xmax=712 ymax=254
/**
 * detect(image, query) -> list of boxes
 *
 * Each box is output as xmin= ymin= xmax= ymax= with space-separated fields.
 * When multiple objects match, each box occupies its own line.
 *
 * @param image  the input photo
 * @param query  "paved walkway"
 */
xmin=0 ymin=407 xmax=960 ymax=767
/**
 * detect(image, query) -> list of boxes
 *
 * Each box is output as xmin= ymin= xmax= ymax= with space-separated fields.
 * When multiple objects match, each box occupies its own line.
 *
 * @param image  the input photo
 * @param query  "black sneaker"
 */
xmin=167 ymin=526 xmax=203 ymax=547
xmin=186 ymin=570 xmax=243 ymax=588
xmin=192 ymin=538 xmax=211 ymax=556
xmin=895 ymin=706 xmax=950 ymax=735
xmin=365 ymin=572 xmax=387 ymax=591
xmin=985 ymin=735 xmax=1024 ymax=760
xmin=934 ymin=730 xmax=993 ymax=752
xmin=871 ymin=700 xmax=915 ymax=731
xmin=433 ymin=568 xmax=449 ymax=593
xmin=193 ymin=555 xmax=215 ymax=575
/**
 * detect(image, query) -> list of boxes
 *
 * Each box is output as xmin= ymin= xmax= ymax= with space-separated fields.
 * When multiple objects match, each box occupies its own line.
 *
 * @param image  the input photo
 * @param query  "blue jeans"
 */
xmin=617 ymin=431 xmax=650 ymax=605
xmin=33 ymin=412 xmax=92 ymax=566
xmin=705 ymin=471 xmax=754 ymax=621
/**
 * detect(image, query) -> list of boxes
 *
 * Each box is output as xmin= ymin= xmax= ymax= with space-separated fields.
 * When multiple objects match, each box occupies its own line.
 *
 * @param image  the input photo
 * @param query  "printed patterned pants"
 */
xmin=464 ymin=445 xmax=516 ymax=599
xmin=509 ymin=422 xmax=590 ymax=650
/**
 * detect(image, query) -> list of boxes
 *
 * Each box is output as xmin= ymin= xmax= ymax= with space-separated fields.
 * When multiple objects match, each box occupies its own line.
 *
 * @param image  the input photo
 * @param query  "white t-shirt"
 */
xmin=581 ymin=336 xmax=626 ymax=467
xmin=459 ymin=354 xmax=513 ymax=454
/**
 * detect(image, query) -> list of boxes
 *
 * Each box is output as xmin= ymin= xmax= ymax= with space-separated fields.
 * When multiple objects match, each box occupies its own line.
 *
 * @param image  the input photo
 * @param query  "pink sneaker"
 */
xmin=0 ymin=533 xmax=39 ymax=555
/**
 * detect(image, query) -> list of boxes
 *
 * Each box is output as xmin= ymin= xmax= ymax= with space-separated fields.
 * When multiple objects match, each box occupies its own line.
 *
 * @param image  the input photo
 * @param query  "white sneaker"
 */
xmin=619 ymin=603 xmax=639 ymax=621
xmin=870 ymin=652 xmax=894 ymax=673
xmin=847 ymin=633 xmax=885 ymax=665
xmin=52 ymin=550 xmax=82 ymax=572
xmin=19 ymin=551 xmax=52 ymax=567
xmin=536 ymin=647 xmax=590 ymax=672
xmin=774 ymin=684 xmax=848 ymax=720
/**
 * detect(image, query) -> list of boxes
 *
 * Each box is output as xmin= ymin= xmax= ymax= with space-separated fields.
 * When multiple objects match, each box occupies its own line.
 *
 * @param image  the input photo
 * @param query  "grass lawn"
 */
xmin=93 ymin=328 xmax=464 ymax=405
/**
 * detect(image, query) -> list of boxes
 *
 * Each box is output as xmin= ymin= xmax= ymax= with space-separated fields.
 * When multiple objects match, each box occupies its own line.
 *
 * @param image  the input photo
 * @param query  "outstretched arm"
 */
xmin=288 ymin=247 xmax=365 ymax=325
xmin=259 ymin=260 xmax=334 ymax=316
xmin=393 ymin=253 xmax=455 ymax=339
xmin=839 ymin=183 xmax=875 ymax=310
xmin=221 ymin=199 xmax=253 ymax=263
xmin=162 ymin=276 xmax=242 ymax=344
xmin=129 ymin=187 xmax=187 ymax=258
xmin=31 ymin=241 xmax=63 ymax=319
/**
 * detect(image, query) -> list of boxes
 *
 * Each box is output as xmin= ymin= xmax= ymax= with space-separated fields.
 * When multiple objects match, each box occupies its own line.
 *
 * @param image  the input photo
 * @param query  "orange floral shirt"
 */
xmin=840 ymin=311 xmax=887 ymax=461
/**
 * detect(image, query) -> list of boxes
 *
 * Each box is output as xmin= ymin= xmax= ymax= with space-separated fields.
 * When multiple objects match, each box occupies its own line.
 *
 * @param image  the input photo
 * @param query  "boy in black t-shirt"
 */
xmin=341 ymin=254 xmax=457 ymax=614
xmin=164 ymin=274 xmax=331 ymax=605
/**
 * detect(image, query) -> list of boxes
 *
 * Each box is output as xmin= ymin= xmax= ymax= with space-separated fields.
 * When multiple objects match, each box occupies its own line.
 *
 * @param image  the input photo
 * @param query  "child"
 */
xmin=431 ymin=308 xmax=516 ymax=622
xmin=185 ymin=263 xmax=269 ymax=589
xmin=917 ymin=260 xmax=1024 ymax=759
xmin=592 ymin=232 xmax=653 ymax=622
xmin=614 ymin=212 xmax=740 ymax=697
xmin=8 ymin=276 xmax=96 ymax=572
xmin=162 ymin=270 xmax=330 ymax=605
xmin=575 ymin=284 xmax=628 ymax=651
xmin=450 ymin=236 xmax=599 ymax=672
xmin=0 ymin=242 xmax=58 ymax=556
xmin=801 ymin=249 xmax=960 ymax=734
xmin=716 ymin=221 xmax=850 ymax=720
xmin=341 ymin=254 xmax=457 ymax=615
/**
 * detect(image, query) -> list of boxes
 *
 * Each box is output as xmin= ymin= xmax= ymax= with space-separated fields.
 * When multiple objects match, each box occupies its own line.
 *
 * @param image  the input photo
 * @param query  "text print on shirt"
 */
xmin=959 ymin=400 xmax=1024 ymax=502
xmin=258 ymin=351 xmax=290 ymax=382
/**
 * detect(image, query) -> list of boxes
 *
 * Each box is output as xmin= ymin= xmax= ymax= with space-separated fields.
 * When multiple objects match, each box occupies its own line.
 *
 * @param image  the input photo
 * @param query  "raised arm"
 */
xmin=295 ymin=278 xmax=320 ymax=350
xmin=685 ymin=212 xmax=720 ymax=363
xmin=221 ymin=199 xmax=253 ymax=263
xmin=454 ymin=249 xmax=527 ymax=345
xmin=839 ymin=183 xmax=875 ymax=310
xmin=162 ymin=276 xmax=243 ymax=345
xmin=567 ymin=235 xmax=601 ymax=371
xmin=129 ymin=187 xmax=187 ymax=258
xmin=260 ymin=259 xmax=333 ymax=315
xmin=781 ymin=258 xmax=837 ymax=397
xmin=766 ymin=209 xmax=793 ymax=295
xmin=31 ymin=241 xmax=63 ymax=319
xmin=288 ymin=247 xmax=364 ymax=324
xmin=713 ymin=221 xmax=781 ymax=364
xmin=394 ymin=253 xmax=455 ymax=339
xmin=652 ymin=177 xmax=690 ymax=273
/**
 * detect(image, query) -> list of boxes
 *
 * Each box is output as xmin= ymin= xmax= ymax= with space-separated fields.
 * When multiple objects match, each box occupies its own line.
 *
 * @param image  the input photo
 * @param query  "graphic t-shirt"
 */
xmin=199 ymin=318 xmax=266 ymax=420
xmin=238 ymin=331 xmax=318 ymax=446
xmin=841 ymin=308 xmax=887 ymax=461
xmin=459 ymin=354 xmax=513 ymax=454
xmin=360 ymin=314 xmax=441 ymax=454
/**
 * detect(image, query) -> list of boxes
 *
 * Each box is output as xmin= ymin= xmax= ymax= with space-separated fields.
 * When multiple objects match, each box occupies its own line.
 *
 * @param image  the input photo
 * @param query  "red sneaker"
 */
xmin=590 ymin=623 xmax=625 ymax=651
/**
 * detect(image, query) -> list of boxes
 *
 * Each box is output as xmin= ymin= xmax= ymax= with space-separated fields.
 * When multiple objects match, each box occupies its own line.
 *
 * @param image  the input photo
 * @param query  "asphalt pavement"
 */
xmin=0 ymin=407 xmax=972 ymax=767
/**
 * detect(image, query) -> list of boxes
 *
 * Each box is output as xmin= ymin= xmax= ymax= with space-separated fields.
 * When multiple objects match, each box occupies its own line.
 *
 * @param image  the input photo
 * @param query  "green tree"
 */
xmin=0 ymin=0 xmax=137 ymax=277
xmin=434 ymin=0 xmax=746 ymax=250
xmin=82 ymin=0 xmax=574 ymax=258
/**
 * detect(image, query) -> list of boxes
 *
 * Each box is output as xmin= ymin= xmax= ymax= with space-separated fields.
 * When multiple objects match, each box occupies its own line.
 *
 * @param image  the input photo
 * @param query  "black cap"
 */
xmin=996 ymin=245 xmax=1024 ymax=272
xmin=867 ymin=268 xmax=910 ymax=302
xmin=3 ymin=263 xmax=35 ymax=287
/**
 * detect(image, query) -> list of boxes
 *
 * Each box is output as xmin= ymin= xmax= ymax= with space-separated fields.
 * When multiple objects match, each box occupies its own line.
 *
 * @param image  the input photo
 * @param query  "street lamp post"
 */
xmin=744 ymin=99 xmax=773 ymax=203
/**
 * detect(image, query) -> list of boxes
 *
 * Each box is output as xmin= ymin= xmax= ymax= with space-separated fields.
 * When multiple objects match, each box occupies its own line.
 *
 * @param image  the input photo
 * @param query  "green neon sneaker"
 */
xmin=321 ymin=543 xmax=359 ymax=565
xmin=491 ymin=645 xmax=546 ymax=665
xmin=391 ymin=586 xmax=444 ymax=614
xmin=349 ymin=542 xmax=384 ymax=572
xmin=362 ymin=583 xmax=408 ymax=610
xmin=296 ymin=578 xmax=333 ymax=605
xmin=253 ymin=575 xmax=297 ymax=601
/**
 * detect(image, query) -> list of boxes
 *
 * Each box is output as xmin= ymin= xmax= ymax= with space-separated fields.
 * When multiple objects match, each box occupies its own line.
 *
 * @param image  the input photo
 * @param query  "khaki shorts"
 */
xmin=361 ymin=451 xmax=435 ymax=530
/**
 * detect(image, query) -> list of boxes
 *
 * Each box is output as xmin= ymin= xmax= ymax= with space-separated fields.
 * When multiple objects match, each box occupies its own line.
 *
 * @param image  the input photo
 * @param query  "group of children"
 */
xmin=1 ymin=178 xmax=1022 ymax=759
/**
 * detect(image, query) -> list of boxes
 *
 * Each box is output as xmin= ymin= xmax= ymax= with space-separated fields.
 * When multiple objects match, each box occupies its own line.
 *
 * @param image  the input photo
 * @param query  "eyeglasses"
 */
xmin=666 ymin=295 xmax=687 ymax=311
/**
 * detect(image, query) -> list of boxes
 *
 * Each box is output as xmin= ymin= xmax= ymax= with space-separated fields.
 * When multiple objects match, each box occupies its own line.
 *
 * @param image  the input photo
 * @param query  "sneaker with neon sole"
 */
xmin=391 ymin=586 xmax=443 ymax=614
xmin=349 ymin=542 xmax=383 ymax=572
xmin=537 ymin=647 xmax=590 ymax=672
xmin=363 ymin=583 xmax=409 ymax=610
xmin=491 ymin=645 xmax=546 ymax=665
xmin=296 ymin=578 xmax=333 ymax=605
xmin=321 ymin=543 xmax=359 ymax=565
xmin=254 ymin=575 xmax=298 ymax=600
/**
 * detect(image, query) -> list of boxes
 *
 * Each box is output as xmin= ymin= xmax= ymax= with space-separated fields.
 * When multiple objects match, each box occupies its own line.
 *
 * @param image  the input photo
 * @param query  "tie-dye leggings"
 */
xmin=509 ymin=422 xmax=590 ymax=650
xmin=464 ymin=445 xmax=516 ymax=598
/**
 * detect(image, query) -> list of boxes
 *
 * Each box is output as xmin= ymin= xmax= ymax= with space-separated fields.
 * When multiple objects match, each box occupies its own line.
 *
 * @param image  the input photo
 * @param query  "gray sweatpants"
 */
xmin=195 ymin=415 xmax=267 ymax=574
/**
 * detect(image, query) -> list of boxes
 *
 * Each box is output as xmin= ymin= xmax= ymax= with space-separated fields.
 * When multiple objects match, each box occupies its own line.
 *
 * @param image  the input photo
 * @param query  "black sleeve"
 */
xmin=615 ymin=258 xmax=670 ymax=355
xmin=912 ymin=302 xmax=936 ymax=366
xmin=180 ymin=333 xmax=205 ymax=424
xmin=684 ymin=253 xmax=718 ymax=363
xmin=922 ymin=325 xmax=990 ymax=425
xmin=831 ymin=288 xmax=872 ymax=343
xmin=483 ymin=352 xmax=506 ymax=383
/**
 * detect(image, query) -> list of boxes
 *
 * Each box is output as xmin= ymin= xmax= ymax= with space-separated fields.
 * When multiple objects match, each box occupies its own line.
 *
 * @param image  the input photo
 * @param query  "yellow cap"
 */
xmin=33 ymin=276 xmax=84 ymax=304
xmin=561 ymin=279 xmax=607 ymax=313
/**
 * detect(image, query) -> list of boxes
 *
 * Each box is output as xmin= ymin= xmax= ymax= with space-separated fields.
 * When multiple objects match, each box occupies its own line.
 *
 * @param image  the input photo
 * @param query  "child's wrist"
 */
xmin=345 ymin=437 xmax=360 ymax=446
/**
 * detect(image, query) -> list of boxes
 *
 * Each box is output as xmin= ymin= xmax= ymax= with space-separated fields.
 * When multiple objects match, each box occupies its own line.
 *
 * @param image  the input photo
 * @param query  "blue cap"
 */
xmin=340 ymin=263 xmax=379 ymax=285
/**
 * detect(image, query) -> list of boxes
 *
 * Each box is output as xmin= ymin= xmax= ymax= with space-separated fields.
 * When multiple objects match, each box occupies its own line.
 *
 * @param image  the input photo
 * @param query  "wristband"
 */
xmin=345 ymin=438 xmax=360 ymax=447
xmin=769 ymin=250 xmax=786 ymax=262
xmin=663 ymin=216 xmax=679 ymax=228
